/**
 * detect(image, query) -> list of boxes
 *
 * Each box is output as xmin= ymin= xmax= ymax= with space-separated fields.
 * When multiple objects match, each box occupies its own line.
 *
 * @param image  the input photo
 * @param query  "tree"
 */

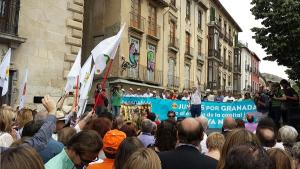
xmin=251 ymin=0 xmax=300 ymax=83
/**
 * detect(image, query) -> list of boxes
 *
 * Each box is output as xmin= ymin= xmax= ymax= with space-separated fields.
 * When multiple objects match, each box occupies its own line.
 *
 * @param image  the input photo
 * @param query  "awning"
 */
xmin=109 ymin=79 xmax=165 ymax=90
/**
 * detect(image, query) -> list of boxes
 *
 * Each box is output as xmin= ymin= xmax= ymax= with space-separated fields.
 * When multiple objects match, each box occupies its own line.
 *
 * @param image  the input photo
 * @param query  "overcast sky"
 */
xmin=219 ymin=0 xmax=288 ymax=79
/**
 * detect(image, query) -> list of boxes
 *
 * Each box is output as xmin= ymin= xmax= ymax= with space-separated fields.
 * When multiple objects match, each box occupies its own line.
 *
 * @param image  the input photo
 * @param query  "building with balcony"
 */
xmin=207 ymin=0 xmax=242 ymax=92
xmin=0 ymin=0 xmax=84 ymax=105
xmin=251 ymin=51 xmax=260 ymax=93
xmin=83 ymin=0 xmax=209 ymax=93
xmin=240 ymin=43 xmax=253 ymax=93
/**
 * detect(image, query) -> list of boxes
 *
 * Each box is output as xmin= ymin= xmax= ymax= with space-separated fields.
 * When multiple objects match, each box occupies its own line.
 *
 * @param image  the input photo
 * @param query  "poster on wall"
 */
xmin=147 ymin=44 xmax=156 ymax=81
xmin=129 ymin=37 xmax=140 ymax=78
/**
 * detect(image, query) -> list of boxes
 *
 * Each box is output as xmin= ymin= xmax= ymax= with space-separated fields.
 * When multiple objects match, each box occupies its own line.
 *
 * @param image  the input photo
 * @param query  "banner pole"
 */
xmin=74 ymin=75 xmax=79 ymax=108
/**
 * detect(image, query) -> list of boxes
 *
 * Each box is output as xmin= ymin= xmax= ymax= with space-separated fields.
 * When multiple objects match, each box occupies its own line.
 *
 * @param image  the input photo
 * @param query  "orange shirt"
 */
xmin=87 ymin=158 xmax=114 ymax=169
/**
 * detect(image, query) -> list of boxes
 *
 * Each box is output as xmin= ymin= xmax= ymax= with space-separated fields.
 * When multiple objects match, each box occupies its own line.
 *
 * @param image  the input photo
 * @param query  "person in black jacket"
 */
xmin=158 ymin=118 xmax=217 ymax=169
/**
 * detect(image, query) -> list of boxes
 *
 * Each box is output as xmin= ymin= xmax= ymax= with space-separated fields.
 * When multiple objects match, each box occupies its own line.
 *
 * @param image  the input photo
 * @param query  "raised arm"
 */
xmin=23 ymin=95 xmax=57 ymax=152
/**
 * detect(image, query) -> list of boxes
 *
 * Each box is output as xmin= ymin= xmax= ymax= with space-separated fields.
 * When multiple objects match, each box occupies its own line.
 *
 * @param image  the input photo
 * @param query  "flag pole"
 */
xmin=93 ymin=59 xmax=114 ymax=111
xmin=74 ymin=75 xmax=80 ymax=108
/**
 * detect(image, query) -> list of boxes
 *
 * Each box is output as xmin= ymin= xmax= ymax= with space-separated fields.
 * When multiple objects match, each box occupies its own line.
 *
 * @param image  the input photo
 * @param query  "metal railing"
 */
xmin=141 ymin=65 xmax=163 ymax=84
xmin=0 ymin=0 xmax=20 ymax=35
xmin=126 ymin=64 xmax=162 ymax=85
xmin=209 ymin=17 xmax=221 ymax=28
xmin=208 ymin=49 xmax=221 ymax=60
xmin=148 ymin=19 xmax=160 ymax=38
xmin=169 ymin=35 xmax=179 ymax=49
xmin=167 ymin=75 xmax=179 ymax=88
xmin=129 ymin=12 xmax=145 ymax=31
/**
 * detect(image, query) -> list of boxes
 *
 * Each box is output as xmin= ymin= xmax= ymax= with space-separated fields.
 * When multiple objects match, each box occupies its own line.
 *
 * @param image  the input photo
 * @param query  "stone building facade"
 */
xmin=206 ymin=0 xmax=242 ymax=93
xmin=0 ymin=0 xmax=243 ymax=106
xmin=0 ymin=0 xmax=84 ymax=106
xmin=83 ymin=0 xmax=242 ymax=94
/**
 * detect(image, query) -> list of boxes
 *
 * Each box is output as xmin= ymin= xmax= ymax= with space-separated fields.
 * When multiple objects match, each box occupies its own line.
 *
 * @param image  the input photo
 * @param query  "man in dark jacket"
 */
xmin=159 ymin=118 xmax=217 ymax=169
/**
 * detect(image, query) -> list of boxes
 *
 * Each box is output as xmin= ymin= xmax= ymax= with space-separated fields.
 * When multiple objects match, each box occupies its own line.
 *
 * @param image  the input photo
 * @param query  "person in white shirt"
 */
xmin=181 ymin=90 xmax=190 ymax=101
xmin=190 ymin=78 xmax=202 ymax=117
xmin=143 ymin=88 xmax=153 ymax=97
xmin=223 ymin=92 xmax=236 ymax=102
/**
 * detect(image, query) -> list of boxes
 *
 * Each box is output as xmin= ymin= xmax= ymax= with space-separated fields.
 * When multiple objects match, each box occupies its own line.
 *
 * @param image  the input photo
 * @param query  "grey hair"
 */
xmin=292 ymin=142 xmax=300 ymax=160
xmin=196 ymin=116 xmax=208 ymax=131
xmin=279 ymin=125 xmax=298 ymax=143
xmin=141 ymin=119 xmax=154 ymax=133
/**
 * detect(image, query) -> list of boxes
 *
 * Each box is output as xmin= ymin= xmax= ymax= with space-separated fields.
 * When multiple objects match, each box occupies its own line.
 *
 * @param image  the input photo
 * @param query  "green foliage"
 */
xmin=251 ymin=0 xmax=300 ymax=82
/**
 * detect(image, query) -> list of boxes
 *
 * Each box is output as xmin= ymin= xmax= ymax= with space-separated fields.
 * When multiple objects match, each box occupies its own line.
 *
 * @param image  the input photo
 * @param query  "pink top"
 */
xmin=245 ymin=122 xmax=257 ymax=133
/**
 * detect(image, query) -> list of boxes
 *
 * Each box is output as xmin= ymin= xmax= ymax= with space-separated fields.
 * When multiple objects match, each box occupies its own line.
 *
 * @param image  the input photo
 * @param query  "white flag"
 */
xmin=19 ymin=69 xmax=28 ymax=109
xmin=91 ymin=24 xmax=125 ymax=74
xmin=80 ymin=55 xmax=92 ymax=85
xmin=0 ymin=48 xmax=11 ymax=96
xmin=79 ymin=55 xmax=92 ymax=97
xmin=77 ymin=65 xmax=96 ymax=117
xmin=65 ymin=49 xmax=81 ymax=92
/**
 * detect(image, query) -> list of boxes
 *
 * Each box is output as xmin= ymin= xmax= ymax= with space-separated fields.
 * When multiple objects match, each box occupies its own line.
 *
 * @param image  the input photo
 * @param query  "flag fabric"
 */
xmin=19 ymin=68 xmax=28 ymax=109
xmin=65 ymin=49 xmax=81 ymax=92
xmin=79 ymin=55 xmax=92 ymax=97
xmin=77 ymin=65 xmax=96 ymax=117
xmin=91 ymin=24 xmax=125 ymax=74
xmin=80 ymin=55 xmax=92 ymax=85
xmin=0 ymin=48 xmax=11 ymax=96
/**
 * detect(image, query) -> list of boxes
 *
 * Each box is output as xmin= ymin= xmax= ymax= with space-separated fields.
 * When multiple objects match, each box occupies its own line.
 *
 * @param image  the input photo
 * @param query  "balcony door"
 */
xmin=128 ymin=37 xmax=140 ymax=79
xmin=168 ymin=58 xmax=176 ymax=87
xmin=131 ymin=0 xmax=141 ymax=28
xmin=147 ymin=44 xmax=156 ymax=82
xmin=148 ymin=4 xmax=157 ymax=36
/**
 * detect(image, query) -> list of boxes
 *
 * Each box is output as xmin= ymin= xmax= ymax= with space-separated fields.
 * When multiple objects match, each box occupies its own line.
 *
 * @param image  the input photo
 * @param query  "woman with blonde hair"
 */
xmin=16 ymin=108 xmax=34 ymax=136
xmin=1 ymin=146 xmax=44 ymax=169
xmin=123 ymin=148 xmax=161 ymax=169
xmin=268 ymin=148 xmax=295 ymax=169
xmin=0 ymin=107 xmax=17 ymax=147
xmin=206 ymin=132 xmax=225 ymax=161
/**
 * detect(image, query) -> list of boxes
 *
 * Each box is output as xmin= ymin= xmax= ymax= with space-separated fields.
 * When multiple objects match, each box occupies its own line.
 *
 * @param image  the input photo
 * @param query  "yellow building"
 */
xmin=83 ymin=0 xmax=211 ymax=94
xmin=0 ymin=0 xmax=84 ymax=106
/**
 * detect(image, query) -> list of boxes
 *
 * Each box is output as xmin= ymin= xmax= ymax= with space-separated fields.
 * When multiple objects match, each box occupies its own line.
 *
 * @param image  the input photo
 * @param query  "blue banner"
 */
xmin=121 ymin=97 xmax=257 ymax=128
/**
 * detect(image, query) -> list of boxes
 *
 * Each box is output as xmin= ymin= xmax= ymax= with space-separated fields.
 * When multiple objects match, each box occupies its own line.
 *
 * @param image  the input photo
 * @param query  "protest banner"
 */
xmin=121 ymin=97 xmax=257 ymax=128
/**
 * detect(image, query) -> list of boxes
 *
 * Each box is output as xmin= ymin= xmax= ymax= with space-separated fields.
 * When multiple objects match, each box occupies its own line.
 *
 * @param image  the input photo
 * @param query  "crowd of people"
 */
xmin=0 ymin=78 xmax=299 ymax=169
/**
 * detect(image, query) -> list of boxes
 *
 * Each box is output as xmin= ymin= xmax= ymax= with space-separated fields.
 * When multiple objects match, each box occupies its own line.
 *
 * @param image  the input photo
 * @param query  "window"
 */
xmin=0 ymin=0 xmax=20 ymax=34
xmin=131 ymin=0 xmax=141 ymax=29
xmin=210 ymin=7 xmax=215 ymax=22
xmin=186 ymin=0 xmax=191 ymax=20
xmin=228 ymin=75 xmax=231 ymax=86
xmin=224 ymin=21 xmax=227 ymax=34
xmin=219 ymin=16 xmax=222 ymax=28
xmin=198 ymin=39 xmax=202 ymax=56
xmin=170 ymin=21 xmax=176 ymax=44
xmin=131 ymin=0 xmax=140 ymax=14
xmin=223 ymin=48 xmax=227 ymax=64
xmin=184 ymin=65 xmax=191 ymax=88
xmin=148 ymin=5 xmax=157 ymax=36
xmin=128 ymin=37 xmax=140 ymax=79
xmin=171 ymin=0 xmax=176 ymax=7
xmin=168 ymin=58 xmax=176 ymax=86
xmin=229 ymin=26 xmax=232 ymax=37
xmin=185 ymin=32 xmax=191 ymax=54
xmin=147 ymin=44 xmax=156 ymax=81
xmin=198 ymin=10 xmax=202 ymax=29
